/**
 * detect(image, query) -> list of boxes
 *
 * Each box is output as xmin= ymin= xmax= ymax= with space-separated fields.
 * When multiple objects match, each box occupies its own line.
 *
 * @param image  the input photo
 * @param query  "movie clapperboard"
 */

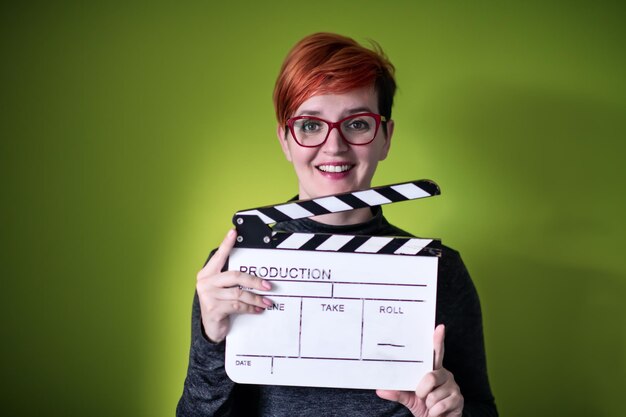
xmin=225 ymin=180 xmax=442 ymax=390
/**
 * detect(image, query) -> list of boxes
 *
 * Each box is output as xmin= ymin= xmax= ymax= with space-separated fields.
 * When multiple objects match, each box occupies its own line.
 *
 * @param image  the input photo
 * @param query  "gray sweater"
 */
xmin=177 ymin=207 xmax=498 ymax=416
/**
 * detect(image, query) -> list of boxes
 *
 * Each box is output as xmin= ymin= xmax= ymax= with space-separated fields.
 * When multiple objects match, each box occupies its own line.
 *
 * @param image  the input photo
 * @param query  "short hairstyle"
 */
xmin=273 ymin=32 xmax=397 ymax=130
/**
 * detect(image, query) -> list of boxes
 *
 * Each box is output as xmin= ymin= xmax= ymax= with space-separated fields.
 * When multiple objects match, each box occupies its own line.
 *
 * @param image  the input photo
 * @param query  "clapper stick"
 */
xmin=233 ymin=179 xmax=441 ymax=250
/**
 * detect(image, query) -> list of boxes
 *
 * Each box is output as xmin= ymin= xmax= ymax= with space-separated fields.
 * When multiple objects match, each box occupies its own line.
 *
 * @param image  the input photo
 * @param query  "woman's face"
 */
xmin=277 ymin=86 xmax=394 ymax=200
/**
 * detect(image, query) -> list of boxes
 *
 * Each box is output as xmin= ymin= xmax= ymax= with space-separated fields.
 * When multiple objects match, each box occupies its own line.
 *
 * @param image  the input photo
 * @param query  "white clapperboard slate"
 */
xmin=225 ymin=180 xmax=442 ymax=391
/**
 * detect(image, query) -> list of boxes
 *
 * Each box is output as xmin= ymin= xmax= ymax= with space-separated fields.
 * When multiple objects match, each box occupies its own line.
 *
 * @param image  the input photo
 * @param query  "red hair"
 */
xmin=273 ymin=33 xmax=396 ymax=128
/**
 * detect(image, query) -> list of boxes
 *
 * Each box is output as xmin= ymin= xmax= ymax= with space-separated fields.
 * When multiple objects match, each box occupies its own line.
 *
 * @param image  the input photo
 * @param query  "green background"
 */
xmin=2 ymin=1 xmax=625 ymax=416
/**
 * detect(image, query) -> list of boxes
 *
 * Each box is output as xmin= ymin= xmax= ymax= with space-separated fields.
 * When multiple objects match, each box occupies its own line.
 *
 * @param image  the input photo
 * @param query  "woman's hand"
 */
xmin=196 ymin=229 xmax=273 ymax=343
xmin=376 ymin=324 xmax=464 ymax=417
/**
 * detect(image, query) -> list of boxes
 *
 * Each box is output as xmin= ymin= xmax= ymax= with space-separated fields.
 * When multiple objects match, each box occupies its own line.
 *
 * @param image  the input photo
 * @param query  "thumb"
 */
xmin=433 ymin=324 xmax=445 ymax=370
xmin=376 ymin=389 xmax=413 ymax=406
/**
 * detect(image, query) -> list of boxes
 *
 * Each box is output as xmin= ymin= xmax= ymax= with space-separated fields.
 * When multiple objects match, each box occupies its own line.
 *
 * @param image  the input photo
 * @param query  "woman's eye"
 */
xmin=301 ymin=120 xmax=322 ymax=132
xmin=346 ymin=119 xmax=370 ymax=131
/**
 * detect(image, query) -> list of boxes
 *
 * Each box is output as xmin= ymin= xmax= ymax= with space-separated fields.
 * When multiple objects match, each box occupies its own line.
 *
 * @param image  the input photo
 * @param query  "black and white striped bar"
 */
xmin=234 ymin=179 xmax=440 ymax=226
xmin=270 ymin=232 xmax=441 ymax=257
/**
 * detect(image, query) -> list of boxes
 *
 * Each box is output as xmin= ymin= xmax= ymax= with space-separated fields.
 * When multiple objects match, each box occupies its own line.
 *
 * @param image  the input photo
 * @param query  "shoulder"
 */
xmin=383 ymin=220 xmax=471 ymax=285
xmin=439 ymin=244 xmax=464 ymax=268
xmin=383 ymin=218 xmax=465 ymax=264
xmin=435 ymin=244 xmax=482 ymax=316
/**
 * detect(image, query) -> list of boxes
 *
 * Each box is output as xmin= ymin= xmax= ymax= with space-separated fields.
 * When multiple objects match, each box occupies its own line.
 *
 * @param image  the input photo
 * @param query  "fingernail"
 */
xmin=261 ymin=280 xmax=271 ymax=290
xmin=227 ymin=229 xmax=236 ymax=237
xmin=262 ymin=298 xmax=273 ymax=307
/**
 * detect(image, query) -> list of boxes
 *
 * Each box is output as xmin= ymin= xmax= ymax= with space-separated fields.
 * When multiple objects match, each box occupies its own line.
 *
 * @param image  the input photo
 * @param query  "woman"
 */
xmin=178 ymin=32 xmax=497 ymax=417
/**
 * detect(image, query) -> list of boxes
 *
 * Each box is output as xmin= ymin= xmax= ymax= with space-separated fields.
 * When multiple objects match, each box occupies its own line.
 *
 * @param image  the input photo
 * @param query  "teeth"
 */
xmin=318 ymin=164 xmax=352 ymax=173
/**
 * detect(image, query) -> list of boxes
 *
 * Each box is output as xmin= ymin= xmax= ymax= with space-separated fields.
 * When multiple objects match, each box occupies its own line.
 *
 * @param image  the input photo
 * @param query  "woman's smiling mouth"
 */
xmin=316 ymin=164 xmax=354 ymax=173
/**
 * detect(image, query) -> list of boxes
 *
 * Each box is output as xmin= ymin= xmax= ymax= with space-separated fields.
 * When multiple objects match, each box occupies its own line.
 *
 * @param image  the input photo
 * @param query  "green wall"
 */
xmin=2 ymin=1 xmax=624 ymax=416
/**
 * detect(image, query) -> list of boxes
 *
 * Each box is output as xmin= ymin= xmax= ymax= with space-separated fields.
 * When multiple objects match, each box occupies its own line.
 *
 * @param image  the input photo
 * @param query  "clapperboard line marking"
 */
xmin=360 ymin=300 xmax=365 ymax=360
xmin=298 ymin=298 xmax=303 ymax=359
xmin=258 ymin=280 xmax=427 ymax=287
xmin=235 ymin=354 xmax=423 ymax=364
xmin=258 ymin=295 xmax=426 ymax=302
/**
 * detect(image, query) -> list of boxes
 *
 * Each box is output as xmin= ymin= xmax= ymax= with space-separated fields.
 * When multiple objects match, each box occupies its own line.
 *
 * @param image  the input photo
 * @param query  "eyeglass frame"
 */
xmin=285 ymin=112 xmax=387 ymax=148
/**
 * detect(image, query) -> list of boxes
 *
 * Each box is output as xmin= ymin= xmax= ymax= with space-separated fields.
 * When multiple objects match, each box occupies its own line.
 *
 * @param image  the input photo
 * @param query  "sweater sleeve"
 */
xmin=176 ymin=291 xmax=237 ymax=417
xmin=436 ymin=247 xmax=498 ymax=417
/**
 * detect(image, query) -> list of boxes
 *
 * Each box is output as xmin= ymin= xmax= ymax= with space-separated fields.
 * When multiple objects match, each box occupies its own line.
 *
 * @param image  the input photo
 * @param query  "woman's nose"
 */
xmin=322 ymin=127 xmax=349 ymax=153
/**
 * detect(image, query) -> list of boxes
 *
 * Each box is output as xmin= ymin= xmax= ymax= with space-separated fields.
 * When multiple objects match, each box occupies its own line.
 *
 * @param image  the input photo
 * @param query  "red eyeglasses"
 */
xmin=286 ymin=112 xmax=386 ymax=148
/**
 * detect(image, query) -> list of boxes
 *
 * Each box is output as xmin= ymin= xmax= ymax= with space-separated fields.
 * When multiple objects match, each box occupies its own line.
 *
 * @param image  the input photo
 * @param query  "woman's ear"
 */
xmin=379 ymin=119 xmax=394 ymax=161
xmin=277 ymin=124 xmax=292 ymax=162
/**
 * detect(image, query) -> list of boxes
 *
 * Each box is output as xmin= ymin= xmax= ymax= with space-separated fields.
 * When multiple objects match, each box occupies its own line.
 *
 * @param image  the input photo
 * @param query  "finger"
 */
xmin=213 ymin=286 xmax=273 ymax=309
xmin=377 ymin=390 xmax=422 ymax=413
xmin=428 ymin=389 xmax=464 ymax=417
xmin=424 ymin=375 xmax=455 ymax=409
xmin=376 ymin=389 xmax=408 ymax=405
xmin=376 ymin=389 xmax=399 ymax=402
xmin=433 ymin=324 xmax=445 ymax=370
xmin=212 ymin=299 xmax=267 ymax=316
xmin=199 ymin=229 xmax=237 ymax=278
xmin=202 ymin=301 xmax=265 ymax=337
xmin=213 ymin=271 xmax=272 ymax=292
xmin=415 ymin=369 xmax=450 ymax=399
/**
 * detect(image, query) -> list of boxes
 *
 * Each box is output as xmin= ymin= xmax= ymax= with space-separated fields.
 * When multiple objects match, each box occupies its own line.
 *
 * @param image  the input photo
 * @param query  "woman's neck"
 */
xmin=309 ymin=207 xmax=373 ymax=226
